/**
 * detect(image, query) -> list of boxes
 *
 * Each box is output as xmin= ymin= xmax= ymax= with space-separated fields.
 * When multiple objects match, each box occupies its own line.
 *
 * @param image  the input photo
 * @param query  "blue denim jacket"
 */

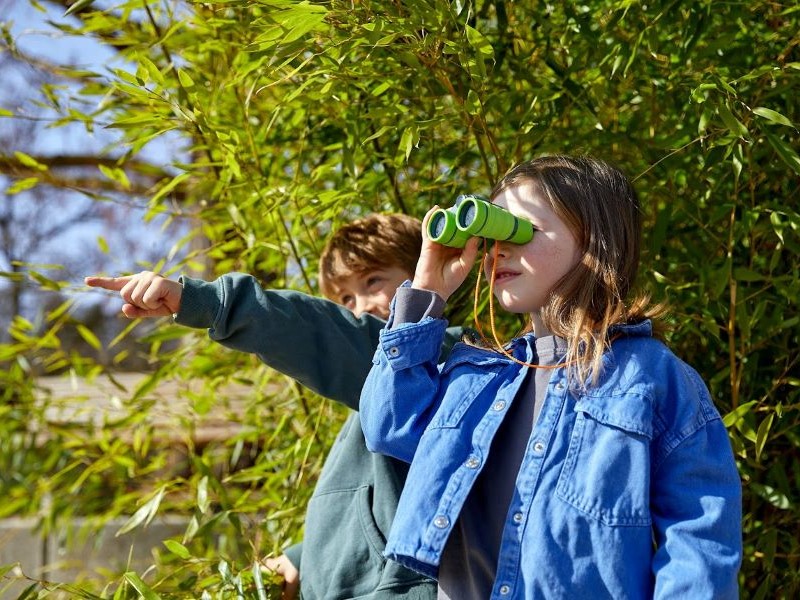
xmin=359 ymin=315 xmax=742 ymax=599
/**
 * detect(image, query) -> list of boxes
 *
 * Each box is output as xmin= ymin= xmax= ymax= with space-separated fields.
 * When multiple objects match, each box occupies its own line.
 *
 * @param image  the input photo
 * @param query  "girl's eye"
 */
xmin=341 ymin=295 xmax=354 ymax=307
xmin=366 ymin=277 xmax=382 ymax=288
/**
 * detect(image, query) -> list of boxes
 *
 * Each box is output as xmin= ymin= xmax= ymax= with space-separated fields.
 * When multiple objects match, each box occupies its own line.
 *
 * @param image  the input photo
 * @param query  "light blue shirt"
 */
xmin=359 ymin=313 xmax=742 ymax=599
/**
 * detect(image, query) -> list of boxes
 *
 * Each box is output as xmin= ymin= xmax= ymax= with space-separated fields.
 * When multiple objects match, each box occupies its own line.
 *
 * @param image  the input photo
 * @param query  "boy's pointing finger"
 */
xmin=84 ymin=275 xmax=132 ymax=291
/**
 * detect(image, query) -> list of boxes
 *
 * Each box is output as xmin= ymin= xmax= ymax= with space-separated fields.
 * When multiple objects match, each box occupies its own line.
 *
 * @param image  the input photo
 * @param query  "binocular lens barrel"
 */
xmin=458 ymin=202 xmax=479 ymax=230
xmin=427 ymin=205 xmax=472 ymax=248
xmin=427 ymin=194 xmax=534 ymax=248
xmin=456 ymin=196 xmax=534 ymax=245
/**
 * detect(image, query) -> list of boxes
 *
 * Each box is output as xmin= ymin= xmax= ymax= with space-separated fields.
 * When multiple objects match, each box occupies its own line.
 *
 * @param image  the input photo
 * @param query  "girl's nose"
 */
xmin=492 ymin=240 xmax=510 ymax=258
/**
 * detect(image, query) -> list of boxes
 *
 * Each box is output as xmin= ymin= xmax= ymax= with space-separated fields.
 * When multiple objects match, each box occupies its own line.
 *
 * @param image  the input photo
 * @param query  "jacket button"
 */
xmin=388 ymin=346 xmax=400 ymax=357
xmin=465 ymin=456 xmax=480 ymax=469
xmin=533 ymin=441 xmax=545 ymax=454
xmin=499 ymin=584 xmax=511 ymax=595
xmin=433 ymin=515 xmax=449 ymax=529
xmin=513 ymin=512 xmax=523 ymax=523
xmin=492 ymin=400 xmax=506 ymax=411
xmin=555 ymin=382 xmax=565 ymax=391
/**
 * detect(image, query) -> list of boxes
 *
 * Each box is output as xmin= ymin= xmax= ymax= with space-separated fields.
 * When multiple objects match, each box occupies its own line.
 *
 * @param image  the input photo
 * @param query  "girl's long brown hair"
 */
xmin=486 ymin=155 xmax=663 ymax=387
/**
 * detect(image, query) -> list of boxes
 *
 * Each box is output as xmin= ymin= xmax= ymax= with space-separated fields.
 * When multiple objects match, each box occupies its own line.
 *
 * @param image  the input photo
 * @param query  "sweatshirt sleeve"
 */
xmin=174 ymin=273 xmax=386 ymax=411
xmin=391 ymin=286 xmax=445 ymax=327
xmin=283 ymin=542 xmax=302 ymax=571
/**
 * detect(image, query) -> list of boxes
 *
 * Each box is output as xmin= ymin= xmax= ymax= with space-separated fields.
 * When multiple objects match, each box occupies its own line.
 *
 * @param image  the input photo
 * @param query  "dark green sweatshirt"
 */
xmin=176 ymin=273 xmax=461 ymax=599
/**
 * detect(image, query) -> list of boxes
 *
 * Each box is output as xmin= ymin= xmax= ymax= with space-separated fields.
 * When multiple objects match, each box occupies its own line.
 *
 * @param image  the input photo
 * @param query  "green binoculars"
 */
xmin=427 ymin=194 xmax=534 ymax=248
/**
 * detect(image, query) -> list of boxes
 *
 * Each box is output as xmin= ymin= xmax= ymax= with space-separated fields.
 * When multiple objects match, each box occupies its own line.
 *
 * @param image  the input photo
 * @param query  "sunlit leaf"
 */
xmin=64 ymin=0 xmax=94 ymax=16
xmin=465 ymin=25 xmax=494 ymax=58
xmin=752 ymin=106 xmax=794 ymax=127
xmin=76 ymin=324 xmax=102 ymax=350
xmin=122 ymin=572 xmax=161 ymax=600
xmin=164 ymin=540 xmax=192 ymax=559
xmin=116 ymin=487 xmax=165 ymax=535
xmin=13 ymin=151 xmax=47 ymax=171
xmin=6 ymin=177 xmax=39 ymax=194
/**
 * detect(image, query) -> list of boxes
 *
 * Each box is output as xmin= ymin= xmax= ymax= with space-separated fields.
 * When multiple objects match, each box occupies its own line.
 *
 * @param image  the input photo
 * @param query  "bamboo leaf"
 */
xmin=13 ymin=151 xmax=47 ymax=171
xmin=717 ymin=102 xmax=749 ymax=138
xmin=197 ymin=475 xmax=210 ymax=514
xmin=150 ymin=172 xmax=191 ymax=204
xmin=765 ymin=132 xmax=800 ymax=175
xmin=122 ymin=572 xmax=161 ymax=600
xmin=752 ymin=106 xmax=794 ymax=127
xmin=465 ymin=25 xmax=494 ymax=58
xmin=755 ymin=413 xmax=774 ymax=462
xmin=164 ymin=540 xmax=192 ymax=559
xmin=6 ymin=177 xmax=39 ymax=194
xmin=177 ymin=69 xmax=195 ymax=89
xmin=64 ymin=0 xmax=94 ymax=16
xmin=116 ymin=487 xmax=165 ymax=535
xmin=76 ymin=324 xmax=102 ymax=350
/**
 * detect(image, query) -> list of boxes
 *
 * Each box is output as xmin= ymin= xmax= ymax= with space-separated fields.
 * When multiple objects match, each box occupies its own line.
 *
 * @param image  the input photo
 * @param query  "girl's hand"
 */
xmin=84 ymin=271 xmax=183 ymax=318
xmin=412 ymin=206 xmax=481 ymax=302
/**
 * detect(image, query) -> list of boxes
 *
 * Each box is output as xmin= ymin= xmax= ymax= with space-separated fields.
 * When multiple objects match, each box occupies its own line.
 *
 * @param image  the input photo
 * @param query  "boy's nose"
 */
xmin=355 ymin=296 xmax=379 ymax=318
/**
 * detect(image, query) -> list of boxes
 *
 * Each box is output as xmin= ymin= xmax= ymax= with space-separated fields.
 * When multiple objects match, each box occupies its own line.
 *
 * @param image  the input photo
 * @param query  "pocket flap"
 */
xmin=440 ymin=343 xmax=510 ymax=375
xmin=574 ymin=393 xmax=654 ymax=439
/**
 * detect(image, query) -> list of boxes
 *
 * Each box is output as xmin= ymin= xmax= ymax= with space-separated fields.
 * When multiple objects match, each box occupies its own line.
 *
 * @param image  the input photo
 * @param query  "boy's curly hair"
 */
xmin=318 ymin=213 xmax=421 ymax=301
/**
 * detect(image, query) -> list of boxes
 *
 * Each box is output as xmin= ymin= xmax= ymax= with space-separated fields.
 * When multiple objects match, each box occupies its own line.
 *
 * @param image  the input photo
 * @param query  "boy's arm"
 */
xmin=177 ymin=274 xmax=387 ymax=410
xmin=86 ymin=271 xmax=462 ymax=410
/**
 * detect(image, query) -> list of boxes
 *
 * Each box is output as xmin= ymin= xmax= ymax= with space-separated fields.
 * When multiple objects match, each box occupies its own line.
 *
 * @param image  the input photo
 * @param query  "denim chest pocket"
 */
xmin=556 ymin=392 xmax=654 ymax=527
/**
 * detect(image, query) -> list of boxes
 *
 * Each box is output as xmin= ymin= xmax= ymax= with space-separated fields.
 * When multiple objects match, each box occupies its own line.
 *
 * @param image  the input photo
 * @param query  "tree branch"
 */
xmin=0 ymin=153 xmax=187 ymax=201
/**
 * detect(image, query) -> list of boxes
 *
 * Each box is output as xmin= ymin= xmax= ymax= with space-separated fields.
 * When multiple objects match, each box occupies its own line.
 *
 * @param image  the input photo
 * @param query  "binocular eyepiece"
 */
xmin=427 ymin=194 xmax=534 ymax=248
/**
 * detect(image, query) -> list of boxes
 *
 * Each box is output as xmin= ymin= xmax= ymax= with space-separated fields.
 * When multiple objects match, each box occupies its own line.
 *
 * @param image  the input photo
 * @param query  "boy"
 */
xmin=85 ymin=213 xmax=462 ymax=600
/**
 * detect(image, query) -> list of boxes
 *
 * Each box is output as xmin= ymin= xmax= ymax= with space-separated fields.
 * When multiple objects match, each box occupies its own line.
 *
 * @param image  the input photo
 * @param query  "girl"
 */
xmin=358 ymin=156 xmax=742 ymax=599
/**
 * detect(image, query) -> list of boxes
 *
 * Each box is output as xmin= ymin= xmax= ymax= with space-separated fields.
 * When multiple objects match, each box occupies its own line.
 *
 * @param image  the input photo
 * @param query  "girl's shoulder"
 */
xmin=594 ymin=336 xmax=721 ymax=437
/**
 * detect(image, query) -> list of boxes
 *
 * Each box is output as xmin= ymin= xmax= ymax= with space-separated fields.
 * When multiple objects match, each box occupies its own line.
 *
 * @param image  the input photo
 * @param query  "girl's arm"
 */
xmin=359 ymin=209 xmax=481 ymax=461
xmin=359 ymin=314 xmax=450 ymax=463
xmin=650 ymin=415 xmax=742 ymax=598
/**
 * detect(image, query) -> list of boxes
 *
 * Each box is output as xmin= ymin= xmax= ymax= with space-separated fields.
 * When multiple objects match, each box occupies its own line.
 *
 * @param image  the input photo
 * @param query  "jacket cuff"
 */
xmin=283 ymin=542 xmax=302 ymax=571
xmin=174 ymin=275 xmax=223 ymax=329
xmin=377 ymin=317 xmax=448 ymax=370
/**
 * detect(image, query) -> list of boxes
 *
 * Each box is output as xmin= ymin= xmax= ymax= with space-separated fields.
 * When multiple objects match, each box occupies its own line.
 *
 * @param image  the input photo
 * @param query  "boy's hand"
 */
xmin=84 ymin=271 xmax=183 ymax=318
xmin=262 ymin=554 xmax=300 ymax=600
xmin=412 ymin=206 xmax=481 ymax=302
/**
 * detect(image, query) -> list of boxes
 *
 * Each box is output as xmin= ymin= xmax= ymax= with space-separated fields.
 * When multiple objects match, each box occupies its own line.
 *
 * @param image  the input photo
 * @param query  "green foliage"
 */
xmin=1 ymin=0 xmax=798 ymax=597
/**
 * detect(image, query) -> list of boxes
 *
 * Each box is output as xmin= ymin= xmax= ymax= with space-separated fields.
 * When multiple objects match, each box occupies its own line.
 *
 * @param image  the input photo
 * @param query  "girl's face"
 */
xmin=484 ymin=181 xmax=582 ymax=333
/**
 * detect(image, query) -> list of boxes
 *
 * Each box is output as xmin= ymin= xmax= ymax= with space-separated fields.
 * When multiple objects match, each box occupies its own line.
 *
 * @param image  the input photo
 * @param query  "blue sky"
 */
xmin=0 ymin=1 xmax=188 ymax=318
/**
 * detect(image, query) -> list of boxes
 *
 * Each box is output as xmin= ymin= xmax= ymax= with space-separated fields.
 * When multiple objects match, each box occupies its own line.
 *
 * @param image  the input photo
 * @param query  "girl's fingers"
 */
xmin=463 ymin=236 xmax=481 ymax=260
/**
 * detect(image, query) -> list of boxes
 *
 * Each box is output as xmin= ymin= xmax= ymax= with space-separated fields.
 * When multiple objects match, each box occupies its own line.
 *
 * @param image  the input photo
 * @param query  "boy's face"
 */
xmin=331 ymin=265 xmax=411 ymax=320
